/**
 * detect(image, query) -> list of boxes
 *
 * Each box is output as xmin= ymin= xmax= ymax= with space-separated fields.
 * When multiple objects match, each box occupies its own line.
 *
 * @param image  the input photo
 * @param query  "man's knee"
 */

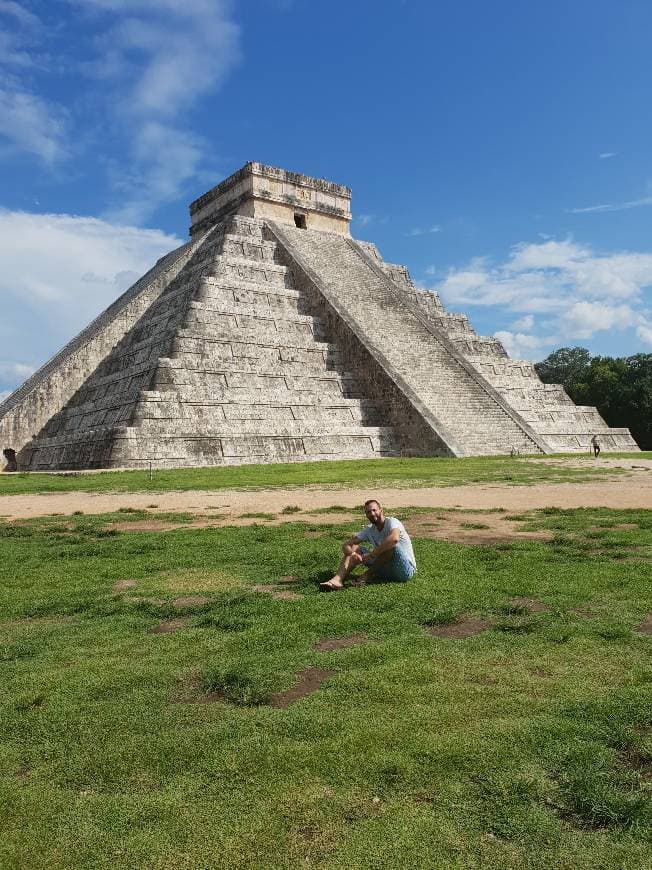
xmin=342 ymin=542 xmax=358 ymax=556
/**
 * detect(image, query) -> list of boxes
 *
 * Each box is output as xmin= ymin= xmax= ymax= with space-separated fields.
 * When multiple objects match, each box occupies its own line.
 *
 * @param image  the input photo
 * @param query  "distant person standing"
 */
xmin=590 ymin=434 xmax=601 ymax=458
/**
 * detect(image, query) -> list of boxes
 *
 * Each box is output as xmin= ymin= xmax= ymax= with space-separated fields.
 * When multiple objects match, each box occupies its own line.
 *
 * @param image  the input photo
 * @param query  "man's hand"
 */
xmin=349 ymin=551 xmax=364 ymax=567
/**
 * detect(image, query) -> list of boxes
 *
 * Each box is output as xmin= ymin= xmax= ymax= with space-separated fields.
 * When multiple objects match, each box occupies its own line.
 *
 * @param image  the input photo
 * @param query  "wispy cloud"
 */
xmin=355 ymin=214 xmax=388 ymax=228
xmin=567 ymin=196 xmax=652 ymax=214
xmin=433 ymin=237 xmax=652 ymax=358
xmin=406 ymin=225 xmax=441 ymax=237
xmin=0 ymin=85 xmax=69 ymax=163
xmin=0 ymin=4 xmax=69 ymax=162
xmin=0 ymin=2 xmax=241 ymax=218
xmin=66 ymin=0 xmax=241 ymax=222
xmin=0 ymin=1 xmax=39 ymax=28
xmin=599 ymin=152 xmax=616 ymax=159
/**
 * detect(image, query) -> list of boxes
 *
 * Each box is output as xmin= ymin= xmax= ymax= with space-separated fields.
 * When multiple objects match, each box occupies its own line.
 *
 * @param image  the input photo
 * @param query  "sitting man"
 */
xmin=320 ymin=499 xmax=416 ymax=591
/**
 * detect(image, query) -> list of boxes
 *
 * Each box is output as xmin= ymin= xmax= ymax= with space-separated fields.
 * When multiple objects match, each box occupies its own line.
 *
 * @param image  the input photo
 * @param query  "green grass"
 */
xmin=0 ymin=454 xmax=634 ymax=497
xmin=0 ymin=507 xmax=650 ymax=868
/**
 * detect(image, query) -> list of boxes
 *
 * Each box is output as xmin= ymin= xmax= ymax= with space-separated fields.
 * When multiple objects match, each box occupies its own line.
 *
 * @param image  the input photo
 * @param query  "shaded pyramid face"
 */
xmin=0 ymin=162 xmax=639 ymax=469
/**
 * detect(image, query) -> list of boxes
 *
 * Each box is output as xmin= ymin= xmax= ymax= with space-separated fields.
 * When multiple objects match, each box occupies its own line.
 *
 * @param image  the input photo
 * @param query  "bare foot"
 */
xmin=319 ymin=578 xmax=344 ymax=592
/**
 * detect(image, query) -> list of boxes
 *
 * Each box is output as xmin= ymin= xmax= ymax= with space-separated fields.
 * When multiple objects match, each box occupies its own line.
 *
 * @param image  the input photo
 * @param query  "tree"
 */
xmin=535 ymin=348 xmax=652 ymax=450
xmin=534 ymin=347 xmax=590 ymax=397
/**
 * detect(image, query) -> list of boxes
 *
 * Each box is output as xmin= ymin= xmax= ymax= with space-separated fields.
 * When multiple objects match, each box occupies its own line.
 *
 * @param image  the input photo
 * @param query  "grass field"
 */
xmin=1 ymin=505 xmax=650 ymax=868
xmin=2 ymin=453 xmax=647 ymax=496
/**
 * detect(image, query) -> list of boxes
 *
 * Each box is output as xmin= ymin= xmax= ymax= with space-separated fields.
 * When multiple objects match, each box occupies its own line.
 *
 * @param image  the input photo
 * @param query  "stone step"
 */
xmin=140 ymin=389 xmax=373 ymax=410
xmin=133 ymin=414 xmax=393 ymax=438
xmin=185 ymin=301 xmax=319 ymax=330
xmin=136 ymin=401 xmax=378 ymax=427
xmin=196 ymin=280 xmax=305 ymax=314
xmin=172 ymin=317 xmax=320 ymax=347
xmin=160 ymin=353 xmax=340 ymax=380
xmin=220 ymin=234 xmax=278 ymax=263
xmin=149 ymin=375 xmax=359 ymax=400
xmin=113 ymin=429 xmax=399 ymax=463
xmin=207 ymin=256 xmax=293 ymax=289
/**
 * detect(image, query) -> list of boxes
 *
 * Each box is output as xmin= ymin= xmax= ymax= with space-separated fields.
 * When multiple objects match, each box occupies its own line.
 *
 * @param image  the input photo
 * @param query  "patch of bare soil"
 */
xmin=636 ymin=614 xmax=652 ymax=635
xmin=268 ymin=667 xmax=335 ymax=708
xmin=314 ymin=633 xmax=368 ymax=652
xmin=109 ymin=519 xmax=197 ymax=532
xmin=620 ymin=748 xmax=652 ymax=781
xmin=253 ymin=584 xmax=302 ymax=601
xmin=113 ymin=578 xmax=137 ymax=594
xmin=279 ymin=575 xmax=298 ymax=583
xmin=148 ymin=617 xmax=189 ymax=634
xmin=425 ymin=617 xmax=495 ymax=639
xmin=172 ymin=595 xmax=210 ymax=609
xmin=406 ymin=512 xmax=551 ymax=546
xmin=169 ymin=674 xmax=225 ymax=705
xmin=507 ymin=597 xmax=550 ymax=613
xmin=529 ymin=667 xmax=552 ymax=678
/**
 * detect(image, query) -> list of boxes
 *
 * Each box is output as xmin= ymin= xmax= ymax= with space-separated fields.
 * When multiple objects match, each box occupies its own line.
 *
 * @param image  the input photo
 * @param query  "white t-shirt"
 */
xmin=356 ymin=516 xmax=416 ymax=568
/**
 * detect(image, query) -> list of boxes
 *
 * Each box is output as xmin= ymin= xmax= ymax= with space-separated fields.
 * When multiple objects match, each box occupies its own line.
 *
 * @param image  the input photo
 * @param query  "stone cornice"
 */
xmin=189 ymin=162 xmax=351 ymax=216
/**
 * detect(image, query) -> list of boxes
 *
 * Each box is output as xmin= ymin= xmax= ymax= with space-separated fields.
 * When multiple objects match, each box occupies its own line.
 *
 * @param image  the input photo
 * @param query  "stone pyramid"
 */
xmin=0 ymin=162 xmax=638 ymax=469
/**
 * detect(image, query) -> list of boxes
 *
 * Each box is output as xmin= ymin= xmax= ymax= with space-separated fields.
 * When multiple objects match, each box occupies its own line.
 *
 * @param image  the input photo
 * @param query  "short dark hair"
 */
xmin=364 ymin=499 xmax=381 ymax=509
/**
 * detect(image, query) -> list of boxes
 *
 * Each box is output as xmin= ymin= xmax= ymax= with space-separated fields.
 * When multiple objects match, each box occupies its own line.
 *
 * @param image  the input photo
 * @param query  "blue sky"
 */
xmin=2 ymin=0 xmax=652 ymax=398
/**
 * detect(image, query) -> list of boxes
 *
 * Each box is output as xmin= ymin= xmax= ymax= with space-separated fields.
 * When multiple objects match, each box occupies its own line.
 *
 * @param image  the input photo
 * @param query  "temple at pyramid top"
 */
xmin=0 ymin=160 xmax=639 ymax=470
xmin=189 ymin=162 xmax=353 ymax=238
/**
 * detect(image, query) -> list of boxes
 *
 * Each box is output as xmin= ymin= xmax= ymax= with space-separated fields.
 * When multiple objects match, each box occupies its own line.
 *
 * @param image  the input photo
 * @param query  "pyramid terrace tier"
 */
xmin=22 ymin=425 xmax=399 ymax=470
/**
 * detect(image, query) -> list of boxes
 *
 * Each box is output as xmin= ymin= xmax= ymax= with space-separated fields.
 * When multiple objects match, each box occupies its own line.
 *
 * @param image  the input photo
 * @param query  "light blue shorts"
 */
xmin=359 ymin=546 xmax=416 ymax=583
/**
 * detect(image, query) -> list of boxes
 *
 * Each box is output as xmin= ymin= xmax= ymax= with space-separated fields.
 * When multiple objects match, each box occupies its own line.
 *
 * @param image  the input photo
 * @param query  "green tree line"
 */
xmin=534 ymin=347 xmax=652 ymax=450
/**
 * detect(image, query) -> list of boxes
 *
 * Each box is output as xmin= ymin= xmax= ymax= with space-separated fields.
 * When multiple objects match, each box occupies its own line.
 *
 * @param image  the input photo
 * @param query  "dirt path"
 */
xmin=0 ymin=467 xmax=650 ymax=520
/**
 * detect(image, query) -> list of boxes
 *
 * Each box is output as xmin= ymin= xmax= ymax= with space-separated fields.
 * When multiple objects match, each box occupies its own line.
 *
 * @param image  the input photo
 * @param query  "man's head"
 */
xmin=364 ymin=499 xmax=384 ymax=525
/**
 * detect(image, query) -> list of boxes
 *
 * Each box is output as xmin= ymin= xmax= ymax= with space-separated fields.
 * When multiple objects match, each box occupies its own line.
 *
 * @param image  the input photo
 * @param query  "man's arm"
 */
xmin=360 ymin=528 xmax=400 ymax=563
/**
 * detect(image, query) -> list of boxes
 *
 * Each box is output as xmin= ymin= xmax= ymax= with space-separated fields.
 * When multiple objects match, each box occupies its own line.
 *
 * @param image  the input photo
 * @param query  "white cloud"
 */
xmin=65 ymin=0 xmax=241 ymax=220
xmin=406 ymin=225 xmax=441 ymax=237
xmin=77 ymin=0 xmax=240 ymax=118
xmin=0 ymin=85 xmax=68 ymax=162
xmin=562 ymin=301 xmax=636 ymax=339
xmin=0 ymin=5 xmax=68 ymax=162
xmin=494 ymin=331 xmax=556 ymax=361
xmin=0 ymin=210 xmax=181 ymax=391
xmin=356 ymin=214 xmax=388 ymax=228
xmin=104 ymin=122 xmax=206 ymax=224
xmin=568 ymin=195 xmax=652 ymax=214
xmin=511 ymin=314 xmax=534 ymax=331
xmin=0 ymin=1 xmax=40 ymax=28
xmin=636 ymin=322 xmax=652 ymax=346
xmin=0 ymin=360 xmax=35 ymax=380
xmin=599 ymin=152 xmax=616 ymax=159
xmin=435 ymin=237 xmax=652 ymax=356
